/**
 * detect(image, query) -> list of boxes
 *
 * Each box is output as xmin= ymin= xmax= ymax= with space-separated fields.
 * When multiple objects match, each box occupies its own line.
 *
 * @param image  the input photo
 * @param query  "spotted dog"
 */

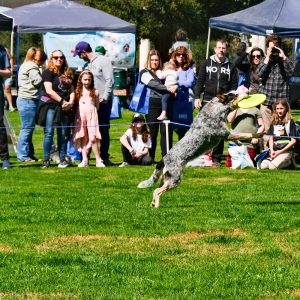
xmin=138 ymin=93 xmax=261 ymax=208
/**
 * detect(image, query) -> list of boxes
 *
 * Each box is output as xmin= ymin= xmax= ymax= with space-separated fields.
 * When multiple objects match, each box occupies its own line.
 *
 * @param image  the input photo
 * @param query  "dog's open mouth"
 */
xmin=216 ymin=92 xmax=248 ymax=106
xmin=231 ymin=93 xmax=249 ymax=106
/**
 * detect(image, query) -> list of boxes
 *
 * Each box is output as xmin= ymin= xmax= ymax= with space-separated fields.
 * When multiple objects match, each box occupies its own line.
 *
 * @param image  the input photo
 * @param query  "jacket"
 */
xmin=36 ymin=100 xmax=61 ymax=127
xmin=194 ymin=55 xmax=238 ymax=102
xmin=18 ymin=61 xmax=43 ymax=99
xmin=88 ymin=53 xmax=114 ymax=101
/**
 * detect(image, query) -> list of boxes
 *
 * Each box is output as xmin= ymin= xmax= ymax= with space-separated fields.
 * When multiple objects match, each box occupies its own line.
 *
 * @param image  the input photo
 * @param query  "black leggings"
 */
xmin=121 ymin=145 xmax=153 ymax=165
xmin=146 ymin=97 xmax=172 ymax=160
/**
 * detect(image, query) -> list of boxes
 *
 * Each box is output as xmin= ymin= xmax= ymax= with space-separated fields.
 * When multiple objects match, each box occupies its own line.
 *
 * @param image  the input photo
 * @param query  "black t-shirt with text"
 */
xmin=42 ymin=69 xmax=73 ymax=101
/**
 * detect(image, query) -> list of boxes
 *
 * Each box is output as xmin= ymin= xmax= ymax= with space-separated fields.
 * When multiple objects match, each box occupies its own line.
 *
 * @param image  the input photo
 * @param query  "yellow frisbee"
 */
xmin=237 ymin=94 xmax=266 ymax=108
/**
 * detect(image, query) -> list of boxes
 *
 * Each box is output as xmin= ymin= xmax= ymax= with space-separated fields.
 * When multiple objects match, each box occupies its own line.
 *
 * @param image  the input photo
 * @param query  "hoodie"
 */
xmin=194 ymin=55 xmax=238 ymax=102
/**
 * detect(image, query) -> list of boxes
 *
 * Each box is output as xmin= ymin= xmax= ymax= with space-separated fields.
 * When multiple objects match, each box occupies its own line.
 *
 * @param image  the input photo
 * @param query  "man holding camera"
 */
xmin=256 ymin=35 xmax=294 ymax=144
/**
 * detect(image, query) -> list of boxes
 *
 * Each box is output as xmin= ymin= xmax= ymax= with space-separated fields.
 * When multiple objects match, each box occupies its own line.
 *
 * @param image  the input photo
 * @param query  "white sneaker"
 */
xmin=96 ymin=159 xmax=106 ymax=168
xmin=78 ymin=160 xmax=88 ymax=168
xmin=119 ymin=162 xmax=129 ymax=167
xmin=57 ymin=159 xmax=71 ymax=168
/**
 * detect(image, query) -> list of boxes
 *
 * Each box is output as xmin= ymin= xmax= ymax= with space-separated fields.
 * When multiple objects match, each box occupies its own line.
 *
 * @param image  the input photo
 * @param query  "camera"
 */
xmin=270 ymin=47 xmax=281 ymax=61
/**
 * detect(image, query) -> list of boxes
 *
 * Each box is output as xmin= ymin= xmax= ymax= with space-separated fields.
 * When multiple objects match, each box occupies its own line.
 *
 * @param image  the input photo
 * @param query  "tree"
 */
xmin=83 ymin=0 xmax=204 ymax=60
xmin=82 ymin=0 xmax=265 ymax=63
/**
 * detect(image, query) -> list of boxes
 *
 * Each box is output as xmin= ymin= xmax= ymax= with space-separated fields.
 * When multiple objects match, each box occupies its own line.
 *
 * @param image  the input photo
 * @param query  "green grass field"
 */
xmin=0 ymin=109 xmax=299 ymax=299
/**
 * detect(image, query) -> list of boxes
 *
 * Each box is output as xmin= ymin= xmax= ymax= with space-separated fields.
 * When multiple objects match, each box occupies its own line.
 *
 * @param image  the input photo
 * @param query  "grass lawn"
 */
xmin=0 ymin=108 xmax=299 ymax=299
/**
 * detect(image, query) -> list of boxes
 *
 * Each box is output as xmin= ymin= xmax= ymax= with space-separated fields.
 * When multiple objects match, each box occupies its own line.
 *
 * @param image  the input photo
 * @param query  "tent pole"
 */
xmin=16 ymin=31 xmax=20 ymax=69
xmin=206 ymin=27 xmax=211 ymax=59
xmin=10 ymin=31 xmax=14 ymax=57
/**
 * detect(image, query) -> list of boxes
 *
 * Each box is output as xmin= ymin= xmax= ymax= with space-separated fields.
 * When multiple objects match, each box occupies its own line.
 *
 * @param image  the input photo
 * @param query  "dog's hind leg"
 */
xmin=138 ymin=160 xmax=164 ymax=188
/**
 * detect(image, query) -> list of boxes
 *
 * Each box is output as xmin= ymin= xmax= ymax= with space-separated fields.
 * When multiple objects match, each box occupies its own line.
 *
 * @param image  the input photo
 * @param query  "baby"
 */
xmin=156 ymin=61 xmax=178 ymax=120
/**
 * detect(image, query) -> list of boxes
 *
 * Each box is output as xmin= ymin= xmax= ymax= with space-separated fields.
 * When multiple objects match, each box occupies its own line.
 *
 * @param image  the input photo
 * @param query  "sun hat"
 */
xmin=73 ymin=41 xmax=92 ymax=57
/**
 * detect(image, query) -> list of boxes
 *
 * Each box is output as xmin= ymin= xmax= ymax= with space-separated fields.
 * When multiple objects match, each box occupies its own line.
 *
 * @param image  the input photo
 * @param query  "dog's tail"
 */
xmin=137 ymin=160 xmax=164 ymax=188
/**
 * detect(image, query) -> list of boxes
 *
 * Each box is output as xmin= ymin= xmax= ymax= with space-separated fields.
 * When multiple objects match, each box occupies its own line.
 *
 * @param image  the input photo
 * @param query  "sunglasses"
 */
xmin=176 ymin=53 xmax=185 ymax=57
xmin=52 ymin=56 xmax=64 ymax=60
xmin=252 ymin=54 xmax=261 ymax=59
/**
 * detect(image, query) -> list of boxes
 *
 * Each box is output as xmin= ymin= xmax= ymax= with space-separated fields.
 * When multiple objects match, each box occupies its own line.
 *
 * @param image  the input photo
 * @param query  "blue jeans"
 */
xmin=16 ymin=97 xmax=38 ymax=161
xmin=43 ymin=108 xmax=70 ymax=161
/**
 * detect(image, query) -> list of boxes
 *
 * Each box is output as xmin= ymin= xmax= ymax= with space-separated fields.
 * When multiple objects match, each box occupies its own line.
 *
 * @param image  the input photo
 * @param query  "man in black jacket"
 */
xmin=194 ymin=39 xmax=238 ymax=165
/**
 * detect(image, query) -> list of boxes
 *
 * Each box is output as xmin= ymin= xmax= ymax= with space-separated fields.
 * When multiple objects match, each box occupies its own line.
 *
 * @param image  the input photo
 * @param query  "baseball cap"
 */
xmin=73 ymin=41 xmax=92 ymax=57
xmin=95 ymin=45 xmax=107 ymax=55
xmin=132 ymin=113 xmax=145 ymax=122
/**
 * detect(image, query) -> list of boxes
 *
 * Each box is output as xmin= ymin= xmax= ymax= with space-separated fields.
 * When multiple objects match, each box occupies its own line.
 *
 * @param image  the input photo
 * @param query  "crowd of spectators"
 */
xmin=1 ymin=31 xmax=299 ymax=170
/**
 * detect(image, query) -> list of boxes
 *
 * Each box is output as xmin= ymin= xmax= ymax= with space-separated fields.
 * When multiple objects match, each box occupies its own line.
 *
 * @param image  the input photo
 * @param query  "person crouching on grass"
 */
xmin=119 ymin=113 xmax=153 ymax=167
xmin=72 ymin=70 xmax=105 ymax=168
xmin=259 ymin=98 xmax=297 ymax=169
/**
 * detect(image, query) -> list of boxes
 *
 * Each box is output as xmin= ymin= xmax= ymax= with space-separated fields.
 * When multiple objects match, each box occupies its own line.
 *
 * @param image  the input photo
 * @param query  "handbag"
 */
xmin=255 ymin=149 xmax=270 ymax=162
xmin=172 ymin=88 xmax=193 ymax=128
xmin=67 ymin=135 xmax=82 ymax=162
xmin=129 ymin=73 xmax=151 ymax=114
xmin=255 ymin=148 xmax=270 ymax=169
xmin=110 ymin=95 xmax=122 ymax=119
xmin=228 ymin=145 xmax=255 ymax=169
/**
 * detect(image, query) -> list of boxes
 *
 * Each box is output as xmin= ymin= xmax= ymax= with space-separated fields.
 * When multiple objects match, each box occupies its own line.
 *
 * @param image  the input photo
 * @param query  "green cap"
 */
xmin=95 ymin=45 xmax=106 ymax=55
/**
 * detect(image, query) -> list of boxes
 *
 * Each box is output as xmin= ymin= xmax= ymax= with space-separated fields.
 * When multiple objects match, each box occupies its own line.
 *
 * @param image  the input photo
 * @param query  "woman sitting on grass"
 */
xmin=119 ymin=113 xmax=153 ymax=167
xmin=259 ymin=98 xmax=297 ymax=169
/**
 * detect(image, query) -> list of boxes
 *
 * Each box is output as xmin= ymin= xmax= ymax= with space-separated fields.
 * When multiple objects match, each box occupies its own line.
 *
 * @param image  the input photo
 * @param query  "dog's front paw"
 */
xmin=138 ymin=179 xmax=154 ymax=189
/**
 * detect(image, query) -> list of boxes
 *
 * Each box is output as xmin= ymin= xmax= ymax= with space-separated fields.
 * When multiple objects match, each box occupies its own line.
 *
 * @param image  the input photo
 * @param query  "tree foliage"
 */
xmin=82 ymin=0 xmax=265 ymax=62
xmin=83 ymin=0 xmax=204 ymax=59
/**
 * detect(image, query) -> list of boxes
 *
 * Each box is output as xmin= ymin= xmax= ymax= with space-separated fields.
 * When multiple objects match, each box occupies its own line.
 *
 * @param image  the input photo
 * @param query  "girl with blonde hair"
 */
xmin=260 ymin=99 xmax=297 ymax=169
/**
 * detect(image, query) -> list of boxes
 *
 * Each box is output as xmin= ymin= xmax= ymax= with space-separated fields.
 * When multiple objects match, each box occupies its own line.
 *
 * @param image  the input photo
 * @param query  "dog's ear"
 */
xmin=216 ymin=94 xmax=227 ymax=103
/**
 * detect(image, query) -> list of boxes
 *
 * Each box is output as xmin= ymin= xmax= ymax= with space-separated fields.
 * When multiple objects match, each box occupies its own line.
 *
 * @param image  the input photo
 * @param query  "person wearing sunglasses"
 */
xmin=73 ymin=41 xmax=114 ymax=166
xmin=233 ymin=44 xmax=265 ymax=92
xmin=170 ymin=46 xmax=196 ymax=139
xmin=249 ymin=47 xmax=265 ymax=93
xmin=39 ymin=50 xmax=75 ymax=168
